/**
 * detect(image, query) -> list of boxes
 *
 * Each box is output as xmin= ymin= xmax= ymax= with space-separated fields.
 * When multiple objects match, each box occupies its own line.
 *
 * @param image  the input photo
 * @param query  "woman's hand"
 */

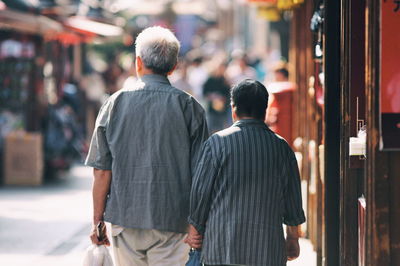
xmin=184 ymin=224 xmax=203 ymax=249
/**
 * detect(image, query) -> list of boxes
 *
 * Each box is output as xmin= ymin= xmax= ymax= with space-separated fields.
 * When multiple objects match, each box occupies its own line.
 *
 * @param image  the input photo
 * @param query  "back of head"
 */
xmin=231 ymin=79 xmax=269 ymax=120
xmin=272 ymin=61 xmax=289 ymax=81
xmin=135 ymin=26 xmax=180 ymax=75
xmin=274 ymin=67 xmax=289 ymax=80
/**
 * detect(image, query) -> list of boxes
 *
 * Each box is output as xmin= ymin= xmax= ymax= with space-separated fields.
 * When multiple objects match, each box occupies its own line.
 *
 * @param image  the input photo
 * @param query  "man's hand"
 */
xmin=286 ymin=238 xmax=300 ymax=261
xmin=90 ymin=221 xmax=110 ymax=246
xmin=184 ymin=224 xmax=203 ymax=249
xmin=286 ymin=225 xmax=300 ymax=261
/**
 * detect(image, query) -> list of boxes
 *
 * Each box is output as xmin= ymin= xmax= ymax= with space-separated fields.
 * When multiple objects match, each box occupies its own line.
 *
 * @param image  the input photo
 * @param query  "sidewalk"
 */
xmin=0 ymin=165 xmax=93 ymax=266
xmin=0 ymin=165 xmax=316 ymax=266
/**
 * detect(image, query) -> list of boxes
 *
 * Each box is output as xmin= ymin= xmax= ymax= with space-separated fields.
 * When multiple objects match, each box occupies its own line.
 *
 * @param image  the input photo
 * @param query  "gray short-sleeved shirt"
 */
xmin=85 ymin=74 xmax=208 ymax=233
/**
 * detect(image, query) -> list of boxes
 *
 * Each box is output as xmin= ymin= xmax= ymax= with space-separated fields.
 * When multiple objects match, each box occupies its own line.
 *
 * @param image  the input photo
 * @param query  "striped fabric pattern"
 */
xmin=189 ymin=119 xmax=305 ymax=266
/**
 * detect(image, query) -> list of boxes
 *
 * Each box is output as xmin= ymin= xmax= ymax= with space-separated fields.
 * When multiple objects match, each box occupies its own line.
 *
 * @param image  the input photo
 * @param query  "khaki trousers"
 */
xmin=111 ymin=225 xmax=189 ymax=266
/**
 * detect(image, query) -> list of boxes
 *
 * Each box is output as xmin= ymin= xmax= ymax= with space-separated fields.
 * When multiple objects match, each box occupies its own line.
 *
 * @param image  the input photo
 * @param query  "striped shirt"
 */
xmin=188 ymin=119 xmax=305 ymax=266
xmin=85 ymin=74 xmax=208 ymax=233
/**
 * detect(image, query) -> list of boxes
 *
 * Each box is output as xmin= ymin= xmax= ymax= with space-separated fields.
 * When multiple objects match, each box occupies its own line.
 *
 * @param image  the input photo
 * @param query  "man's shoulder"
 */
xmin=111 ymin=80 xmax=189 ymax=101
xmin=273 ymin=131 xmax=290 ymax=144
xmin=206 ymin=126 xmax=241 ymax=146
xmin=114 ymin=77 xmax=194 ymax=99
xmin=146 ymin=82 xmax=198 ymax=104
xmin=210 ymin=125 xmax=291 ymax=148
xmin=169 ymin=85 xmax=193 ymax=99
xmin=213 ymin=126 xmax=242 ymax=138
xmin=107 ymin=80 xmax=145 ymax=102
xmin=269 ymin=132 xmax=296 ymax=160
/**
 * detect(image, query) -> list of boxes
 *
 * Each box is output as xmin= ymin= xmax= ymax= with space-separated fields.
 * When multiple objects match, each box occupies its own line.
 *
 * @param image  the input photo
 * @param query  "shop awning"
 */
xmin=172 ymin=1 xmax=208 ymax=16
xmin=247 ymin=0 xmax=277 ymax=5
xmin=247 ymin=0 xmax=305 ymax=10
xmin=0 ymin=8 xmax=63 ymax=35
xmin=64 ymin=16 xmax=123 ymax=37
xmin=124 ymin=1 xmax=215 ymax=20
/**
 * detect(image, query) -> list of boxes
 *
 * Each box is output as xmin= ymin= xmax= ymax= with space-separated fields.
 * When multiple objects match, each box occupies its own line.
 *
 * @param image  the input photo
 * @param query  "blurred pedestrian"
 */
xmin=186 ymin=79 xmax=305 ymax=265
xmin=226 ymin=49 xmax=257 ymax=85
xmin=170 ymin=59 xmax=194 ymax=96
xmin=103 ymin=61 xmax=123 ymax=95
xmin=265 ymin=64 xmax=297 ymax=146
xmin=187 ymin=54 xmax=209 ymax=105
xmin=203 ymin=60 xmax=232 ymax=133
xmin=85 ymin=26 xmax=208 ymax=266
xmin=120 ymin=57 xmax=137 ymax=90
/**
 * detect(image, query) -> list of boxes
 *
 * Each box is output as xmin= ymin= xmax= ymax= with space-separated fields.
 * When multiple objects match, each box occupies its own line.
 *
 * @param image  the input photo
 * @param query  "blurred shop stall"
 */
xmin=0 ymin=0 xmax=123 ymax=184
xmin=248 ymin=0 xmax=400 ymax=265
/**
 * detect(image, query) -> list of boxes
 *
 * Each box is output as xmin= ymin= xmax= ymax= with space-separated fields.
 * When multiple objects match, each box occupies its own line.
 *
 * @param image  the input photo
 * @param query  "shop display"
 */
xmin=0 ymin=34 xmax=88 ymax=180
xmin=0 ymin=59 xmax=32 ymax=110
xmin=0 ymin=111 xmax=24 ymax=150
xmin=44 ymin=102 xmax=86 ymax=170
xmin=4 ymin=131 xmax=43 ymax=186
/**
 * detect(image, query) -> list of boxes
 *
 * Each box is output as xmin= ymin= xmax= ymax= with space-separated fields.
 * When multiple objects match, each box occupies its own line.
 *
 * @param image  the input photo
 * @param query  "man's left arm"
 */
xmin=185 ymin=99 xmax=209 ymax=249
xmin=188 ymin=99 xmax=209 ymax=177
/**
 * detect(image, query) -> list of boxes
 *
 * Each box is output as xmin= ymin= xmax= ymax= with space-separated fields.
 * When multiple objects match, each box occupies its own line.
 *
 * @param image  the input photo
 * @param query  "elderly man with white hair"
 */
xmin=85 ymin=26 xmax=208 ymax=266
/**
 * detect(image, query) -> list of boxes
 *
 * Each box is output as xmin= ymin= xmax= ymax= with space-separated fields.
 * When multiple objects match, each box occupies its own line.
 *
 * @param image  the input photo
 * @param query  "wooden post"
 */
xmin=365 ymin=0 xmax=392 ymax=265
xmin=323 ymin=0 xmax=341 ymax=265
xmin=339 ymin=0 xmax=367 ymax=265
xmin=73 ymin=44 xmax=82 ymax=81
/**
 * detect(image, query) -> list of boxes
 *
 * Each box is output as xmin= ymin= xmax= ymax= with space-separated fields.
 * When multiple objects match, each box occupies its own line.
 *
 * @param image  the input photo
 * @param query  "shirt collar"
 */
xmin=233 ymin=119 xmax=269 ymax=129
xmin=140 ymin=74 xmax=171 ymax=85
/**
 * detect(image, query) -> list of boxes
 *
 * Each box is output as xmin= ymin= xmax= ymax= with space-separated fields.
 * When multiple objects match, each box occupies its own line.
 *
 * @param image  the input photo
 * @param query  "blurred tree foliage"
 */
xmin=88 ymin=40 xmax=133 ymax=63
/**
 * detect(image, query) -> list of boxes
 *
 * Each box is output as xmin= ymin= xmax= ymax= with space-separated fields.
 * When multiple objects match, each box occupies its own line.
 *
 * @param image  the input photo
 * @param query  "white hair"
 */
xmin=135 ymin=26 xmax=180 ymax=74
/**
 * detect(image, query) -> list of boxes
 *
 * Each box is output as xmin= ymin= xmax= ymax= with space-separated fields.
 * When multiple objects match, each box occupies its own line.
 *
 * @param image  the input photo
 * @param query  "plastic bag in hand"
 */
xmin=83 ymin=244 xmax=114 ymax=266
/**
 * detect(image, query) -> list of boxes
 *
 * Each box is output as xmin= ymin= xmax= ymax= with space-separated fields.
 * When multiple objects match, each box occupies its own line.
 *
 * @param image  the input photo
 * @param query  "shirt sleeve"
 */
xmin=85 ymin=99 xmax=113 ymax=170
xmin=188 ymin=141 xmax=218 ymax=235
xmin=282 ymin=150 xmax=306 ymax=226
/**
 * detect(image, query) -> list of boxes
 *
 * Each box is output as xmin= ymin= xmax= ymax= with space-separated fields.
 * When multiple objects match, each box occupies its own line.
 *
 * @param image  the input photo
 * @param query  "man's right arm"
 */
xmin=85 ymin=99 xmax=113 ymax=245
xmin=90 ymin=168 xmax=111 ymax=246
xmin=92 ymin=168 xmax=112 ymax=225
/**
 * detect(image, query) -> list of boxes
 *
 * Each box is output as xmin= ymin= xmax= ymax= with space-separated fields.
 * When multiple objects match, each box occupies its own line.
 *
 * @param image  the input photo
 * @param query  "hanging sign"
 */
xmin=380 ymin=0 xmax=400 ymax=150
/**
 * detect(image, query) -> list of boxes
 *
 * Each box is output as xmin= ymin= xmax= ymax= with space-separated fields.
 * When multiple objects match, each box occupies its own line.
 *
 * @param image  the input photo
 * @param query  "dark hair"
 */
xmin=275 ymin=67 xmax=289 ymax=78
xmin=231 ymin=79 xmax=269 ymax=120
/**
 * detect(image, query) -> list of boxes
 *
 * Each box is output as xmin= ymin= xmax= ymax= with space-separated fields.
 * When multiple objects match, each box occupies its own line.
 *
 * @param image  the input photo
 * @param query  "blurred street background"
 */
xmin=0 ymin=0 xmax=367 ymax=265
xmin=3 ymin=0 xmax=400 ymax=264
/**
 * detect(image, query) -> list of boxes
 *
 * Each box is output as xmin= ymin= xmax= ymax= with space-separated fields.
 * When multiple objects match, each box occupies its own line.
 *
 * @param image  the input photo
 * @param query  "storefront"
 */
xmin=242 ymin=0 xmax=400 ymax=265
xmin=0 ymin=8 xmax=64 ymax=184
xmin=0 ymin=5 xmax=122 ymax=184
xmin=288 ymin=0 xmax=400 ymax=265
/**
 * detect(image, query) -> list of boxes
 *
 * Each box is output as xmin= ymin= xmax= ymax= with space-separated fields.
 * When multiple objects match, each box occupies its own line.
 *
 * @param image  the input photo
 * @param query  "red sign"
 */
xmin=380 ymin=0 xmax=400 ymax=149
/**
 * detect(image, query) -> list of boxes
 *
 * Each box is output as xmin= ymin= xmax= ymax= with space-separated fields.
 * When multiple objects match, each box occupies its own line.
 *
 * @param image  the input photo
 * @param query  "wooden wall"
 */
xmin=289 ymin=0 xmax=322 ymax=264
xmin=290 ymin=0 xmax=400 ymax=265
xmin=365 ymin=0 xmax=400 ymax=265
